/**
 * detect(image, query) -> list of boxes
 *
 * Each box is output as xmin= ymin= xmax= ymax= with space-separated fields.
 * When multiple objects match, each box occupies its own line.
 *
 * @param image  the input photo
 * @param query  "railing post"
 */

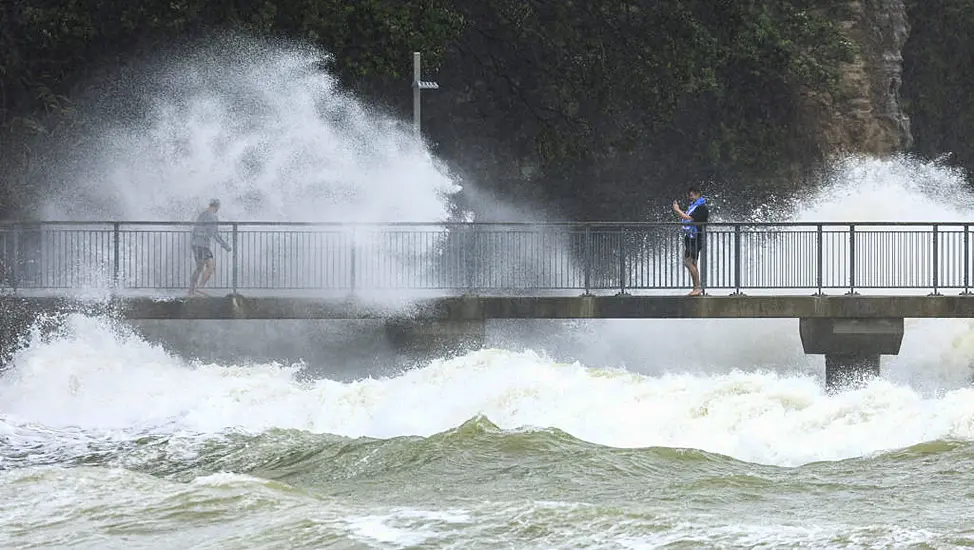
xmin=732 ymin=224 xmax=742 ymax=295
xmin=700 ymin=223 xmax=708 ymax=294
xmin=349 ymin=226 xmax=357 ymax=294
xmin=964 ymin=224 xmax=971 ymax=295
xmin=231 ymin=223 xmax=238 ymax=295
xmin=465 ymin=224 xmax=475 ymax=294
xmin=617 ymin=226 xmax=628 ymax=296
xmin=583 ymin=223 xmax=592 ymax=295
xmin=11 ymin=224 xmax=20 ymax=292
xmin=816 ymin=224 xmax=824 ymax=295
xmin=846 ymin=224 xmax=857 ymax=295
xmin=113 ymin=222 xmax=121 ymax=290
xmin=931 ymin=224 xmax=941 ymax=296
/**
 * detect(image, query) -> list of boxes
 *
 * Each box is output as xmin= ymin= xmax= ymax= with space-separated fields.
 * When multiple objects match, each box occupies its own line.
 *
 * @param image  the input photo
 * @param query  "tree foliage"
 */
xmin=424 ymin=0 xmax=854 ymax=217
xmin=1 ymin=0 xmax=858 ymax=219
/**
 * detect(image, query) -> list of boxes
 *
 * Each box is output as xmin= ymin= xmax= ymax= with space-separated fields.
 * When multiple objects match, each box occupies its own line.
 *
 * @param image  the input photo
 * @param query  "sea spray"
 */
xmin=40 ymin=37 xmax=460 ymax=224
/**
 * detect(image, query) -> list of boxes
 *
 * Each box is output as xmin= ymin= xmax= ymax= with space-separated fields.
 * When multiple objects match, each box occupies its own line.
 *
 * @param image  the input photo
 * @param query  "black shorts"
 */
xmin=192 ymin=246 xmax=214 ymax=264
xmin=683 ymin=235 xmax=703 ymax=261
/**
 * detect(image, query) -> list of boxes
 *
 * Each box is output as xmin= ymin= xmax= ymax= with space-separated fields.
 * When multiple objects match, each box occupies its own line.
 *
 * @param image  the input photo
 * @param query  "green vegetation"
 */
xmin=426 ymin=1 xmax=856 ymax=218
xmin=0 ymin=0 xmax=911 ymax=221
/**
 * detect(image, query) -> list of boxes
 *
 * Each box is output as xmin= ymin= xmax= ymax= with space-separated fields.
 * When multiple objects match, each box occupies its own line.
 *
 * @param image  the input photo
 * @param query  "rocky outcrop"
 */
xmin=803 ymin=0 xmax=913 ymax=157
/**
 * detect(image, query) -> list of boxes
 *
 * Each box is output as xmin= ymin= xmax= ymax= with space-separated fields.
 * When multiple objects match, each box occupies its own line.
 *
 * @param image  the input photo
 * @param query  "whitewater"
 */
xmin=4 ymin=313 xmax=974 ymax=469
xmin=4 ymin=39 xmax=974 ymax=548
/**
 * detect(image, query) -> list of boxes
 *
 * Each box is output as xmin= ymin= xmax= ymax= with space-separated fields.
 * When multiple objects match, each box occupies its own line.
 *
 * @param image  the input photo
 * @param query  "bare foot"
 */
xmin=688 ymin=289 xmax=703 ymax=296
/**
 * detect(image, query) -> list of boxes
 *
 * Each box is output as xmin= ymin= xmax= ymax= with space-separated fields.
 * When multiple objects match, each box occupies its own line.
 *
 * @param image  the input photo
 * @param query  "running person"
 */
xmin=672 ymin=186 xmax=709 ymax=296
xmin=189 ymin=199 xmax=231 ymax=295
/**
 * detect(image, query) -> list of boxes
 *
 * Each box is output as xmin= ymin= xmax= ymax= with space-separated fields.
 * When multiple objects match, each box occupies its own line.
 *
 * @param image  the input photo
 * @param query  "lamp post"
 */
xmin=412 ymin=52 xmax=439 ymax=136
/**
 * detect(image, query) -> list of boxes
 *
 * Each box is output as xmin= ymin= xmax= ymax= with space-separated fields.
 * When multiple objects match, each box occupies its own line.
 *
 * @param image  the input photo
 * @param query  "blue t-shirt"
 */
xmin=683 ymin=198 xmax=709 ymax=239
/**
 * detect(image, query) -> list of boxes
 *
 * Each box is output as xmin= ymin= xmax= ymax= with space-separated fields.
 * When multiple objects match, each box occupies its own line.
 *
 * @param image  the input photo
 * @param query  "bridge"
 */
xmin=3 ymin=220 xmax=974 ymax=390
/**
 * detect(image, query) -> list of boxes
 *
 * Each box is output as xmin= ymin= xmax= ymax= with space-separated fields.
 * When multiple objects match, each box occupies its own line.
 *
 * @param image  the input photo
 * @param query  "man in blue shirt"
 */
xmin=672 ymin=186 xmax=709 ymax=296
xmin=189 ymin=199 xmax=231 ymax=295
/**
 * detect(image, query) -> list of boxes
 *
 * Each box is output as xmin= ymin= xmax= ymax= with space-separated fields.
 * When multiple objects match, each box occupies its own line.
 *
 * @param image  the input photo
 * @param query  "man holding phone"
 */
xmin=672 ymin=186 xmax=709 ymax=296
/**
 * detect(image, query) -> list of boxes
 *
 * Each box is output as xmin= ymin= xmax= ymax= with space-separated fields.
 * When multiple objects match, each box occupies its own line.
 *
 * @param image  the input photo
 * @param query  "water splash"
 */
xmin=793 ymin=154 xmax=974 ymax=222
xmin=41 ymin=37 xmax=460 ymax=224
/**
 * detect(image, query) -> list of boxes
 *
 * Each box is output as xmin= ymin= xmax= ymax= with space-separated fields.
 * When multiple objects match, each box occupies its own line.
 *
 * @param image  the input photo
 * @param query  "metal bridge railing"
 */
xmin=0 ymin=221 xmax=971 ymax=295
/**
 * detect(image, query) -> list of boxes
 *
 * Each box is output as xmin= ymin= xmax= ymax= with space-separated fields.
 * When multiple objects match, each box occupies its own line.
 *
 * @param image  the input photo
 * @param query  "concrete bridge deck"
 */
xmin=5 ymin=294 xmax=974 ymax=320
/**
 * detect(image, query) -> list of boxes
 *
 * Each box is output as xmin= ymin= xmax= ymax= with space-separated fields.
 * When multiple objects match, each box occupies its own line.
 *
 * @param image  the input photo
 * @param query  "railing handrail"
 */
xmin=3 ymin=220 xmax=973 ymax=295
xmin=0 ymin=220 xmax=970 ymax=228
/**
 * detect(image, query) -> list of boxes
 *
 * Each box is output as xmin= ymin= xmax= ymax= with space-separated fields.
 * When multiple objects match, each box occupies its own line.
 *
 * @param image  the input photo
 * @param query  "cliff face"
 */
xmin=805 ymin=0 xmax=913 ymax=157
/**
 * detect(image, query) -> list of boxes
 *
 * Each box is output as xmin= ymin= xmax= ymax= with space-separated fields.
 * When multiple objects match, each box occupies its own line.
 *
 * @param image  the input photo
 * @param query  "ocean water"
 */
xmin=5 ymin=38 xmax=974 ymax=548
xmin=3 ymin=311 xmax=974 ymax=549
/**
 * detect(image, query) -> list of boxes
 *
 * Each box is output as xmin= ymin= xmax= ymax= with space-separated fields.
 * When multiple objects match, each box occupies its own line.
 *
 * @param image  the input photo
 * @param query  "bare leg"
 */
xmin=197 ymin=259 xmax=216 ymax=290
xmin=684 ymin=257 xmax=702 ymax=295
xmin=189 ymin=261 xmax=204 ymax=294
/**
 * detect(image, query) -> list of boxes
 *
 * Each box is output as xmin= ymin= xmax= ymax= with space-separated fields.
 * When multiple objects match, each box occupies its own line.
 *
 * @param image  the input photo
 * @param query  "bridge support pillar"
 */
xmin=799 ymin=318 xmax=904 ymax=392
xmin=384 ymin=319 xmax=485 ymax=362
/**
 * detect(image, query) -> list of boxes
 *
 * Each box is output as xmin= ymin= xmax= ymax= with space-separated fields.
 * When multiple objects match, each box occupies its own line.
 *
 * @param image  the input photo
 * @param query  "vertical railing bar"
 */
xmin=932 ymin=224 xmax=940 ymax=295
xmin=847 ymin=224 xmax=856 ymax=295
xmin=231 ymin=223 xmax=238 ymax=294
xmin=618 ymin=227 xmax=627 ymax=294
xmin=699 ymin=223 xmax=708 ymax=294
xmin=465 ymin=225 xmax=473 ymax=292
xmin=902 ymin=231 xmax=921 ymax=288
xmin=113 ymin=222 xmax=121 ymax=291
xmin=349 ymin=226 xmax=357 ymax=293
xmin=52 ymin=229 xmax=58 ymax=288
xmin=732 ymin=224 xmax=741 ymax=295
xmin=284 ymin=229 xmax=290 ymax=290
xmin=965 ymin=224 xmax=971 ymax=295
xmin=583 ymin=224 xmax=592 ymax=295
xmin=816 ymin=224 xmax=823 ymax=295
xmin=318 ymin=230 xmax=324 ymax=289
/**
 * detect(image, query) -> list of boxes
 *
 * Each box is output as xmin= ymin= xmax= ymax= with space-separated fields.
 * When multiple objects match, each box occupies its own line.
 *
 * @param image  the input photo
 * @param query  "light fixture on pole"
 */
xmin=412 ymin=52 xmax=439 ymax=136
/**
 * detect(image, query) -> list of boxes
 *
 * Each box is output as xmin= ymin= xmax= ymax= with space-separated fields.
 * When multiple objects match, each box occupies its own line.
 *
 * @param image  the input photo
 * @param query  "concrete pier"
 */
xmin=823 ymin=354 xmax=881 ymax=391
xmin=799 ymin=318 xmax=905 ymax=391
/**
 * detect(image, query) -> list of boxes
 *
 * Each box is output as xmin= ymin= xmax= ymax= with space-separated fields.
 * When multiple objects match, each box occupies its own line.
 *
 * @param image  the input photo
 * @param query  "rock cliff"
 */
xmin=803 ymin=0 xmax=913 ymax=157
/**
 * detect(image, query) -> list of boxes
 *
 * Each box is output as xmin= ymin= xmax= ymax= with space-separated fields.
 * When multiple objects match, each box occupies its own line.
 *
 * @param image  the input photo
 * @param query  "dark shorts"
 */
xmin=192 ymin=246 xmax=213 ymax=264
xmin=683 ymin=235 xmax=703 ymax=261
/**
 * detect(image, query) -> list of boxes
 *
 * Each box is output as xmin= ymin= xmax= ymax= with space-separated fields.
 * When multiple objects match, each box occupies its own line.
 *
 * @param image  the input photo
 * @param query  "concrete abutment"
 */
xmin=799 ymin=318 xmax=904 ymax=392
